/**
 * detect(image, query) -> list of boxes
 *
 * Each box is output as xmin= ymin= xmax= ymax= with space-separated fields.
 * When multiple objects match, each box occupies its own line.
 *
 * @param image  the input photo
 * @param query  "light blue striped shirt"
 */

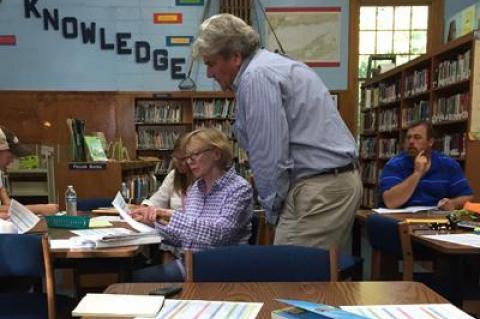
xmin=232 ymin=49 xmax=358 ymax=224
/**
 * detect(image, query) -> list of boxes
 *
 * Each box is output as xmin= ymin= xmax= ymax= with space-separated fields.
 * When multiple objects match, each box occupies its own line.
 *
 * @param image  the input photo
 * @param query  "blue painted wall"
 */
xmin=444 ymin=0 xmax=478 ymax=22
xmin=0 ymin=0 xmax=349 ymax=91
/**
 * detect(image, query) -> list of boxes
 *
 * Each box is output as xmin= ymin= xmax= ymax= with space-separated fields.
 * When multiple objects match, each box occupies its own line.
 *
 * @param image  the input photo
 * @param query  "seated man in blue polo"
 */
xmin=380 ymin=120 xmax=474 ymax=210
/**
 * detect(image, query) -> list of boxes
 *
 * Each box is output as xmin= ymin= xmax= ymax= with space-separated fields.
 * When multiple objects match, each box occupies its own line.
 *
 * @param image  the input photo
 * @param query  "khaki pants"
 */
xmin=274 ymin=169 xmax=362 ymax=251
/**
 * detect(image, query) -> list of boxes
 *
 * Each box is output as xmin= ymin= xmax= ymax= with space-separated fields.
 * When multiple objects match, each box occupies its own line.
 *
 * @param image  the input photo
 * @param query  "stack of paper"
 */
xmin=372 ymin=206 xmax=437 ymax=214
xmin=136 ymin=299 xmax=263 ymax=319
xmin=49 ymin=227 xmax=163 ymax=249
xmin=72 ymin=293 xmax=164 ymax=317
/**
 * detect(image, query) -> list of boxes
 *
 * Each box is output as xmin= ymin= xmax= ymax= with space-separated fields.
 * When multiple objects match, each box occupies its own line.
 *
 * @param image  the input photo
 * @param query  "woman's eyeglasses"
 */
xmin=184 ymin=148 xmax=212 ymax=162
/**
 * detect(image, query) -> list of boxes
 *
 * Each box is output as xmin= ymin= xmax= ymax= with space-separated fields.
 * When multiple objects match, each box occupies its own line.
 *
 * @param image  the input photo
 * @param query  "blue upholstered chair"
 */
xmin=185 ymin=245 xmax=361 ymax=282
xmin=0 ymin=234 xmax=73 ymax=319
xmin=77 ymin=197 xmax=113 ymax=212
xmin=366 ymin=214 xmax=414 ymax=281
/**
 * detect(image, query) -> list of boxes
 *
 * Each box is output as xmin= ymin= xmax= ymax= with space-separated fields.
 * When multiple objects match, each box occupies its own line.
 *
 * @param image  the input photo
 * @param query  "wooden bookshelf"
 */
xmin=54 ymin=160 xmax=157 ymax=209
xmin=360 ymin=33 xmax=480 ymax=208
xmin=134 ymin=91 xmax=251 ymax=180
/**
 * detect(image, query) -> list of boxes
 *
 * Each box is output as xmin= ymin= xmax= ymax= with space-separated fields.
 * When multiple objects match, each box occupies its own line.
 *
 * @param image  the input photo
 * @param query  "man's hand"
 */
xmin=437 ymin=198 xmax=456 ymax=211
xmin=414 ymin=150 xmax=431 ymax=176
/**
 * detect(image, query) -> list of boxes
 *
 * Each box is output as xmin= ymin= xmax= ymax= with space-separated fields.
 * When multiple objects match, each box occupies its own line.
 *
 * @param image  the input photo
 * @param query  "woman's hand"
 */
xmin=129 ymin=206 xmax=174 ymax=225
xmin=129 ymin=206 xmax=158 ymax=225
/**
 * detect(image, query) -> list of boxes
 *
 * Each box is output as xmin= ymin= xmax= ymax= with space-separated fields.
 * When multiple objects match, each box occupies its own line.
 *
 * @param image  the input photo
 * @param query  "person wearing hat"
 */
xmin=0 ymin=126 xmax=58 ymax=218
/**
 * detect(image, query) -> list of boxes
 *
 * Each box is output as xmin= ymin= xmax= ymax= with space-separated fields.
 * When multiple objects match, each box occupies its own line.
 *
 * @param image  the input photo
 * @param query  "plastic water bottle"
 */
xmin=65 ymin=185 xmax=77 ymax=216
xmin=120 ymin=182 xmax=130 ymax=202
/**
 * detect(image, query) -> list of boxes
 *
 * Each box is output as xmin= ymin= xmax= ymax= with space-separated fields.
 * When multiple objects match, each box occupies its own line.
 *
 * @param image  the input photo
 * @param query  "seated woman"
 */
xmin=130 ymin=128 xmax=252 ymax=282
xmin=136 ymin=135 xmax=193 ymax=212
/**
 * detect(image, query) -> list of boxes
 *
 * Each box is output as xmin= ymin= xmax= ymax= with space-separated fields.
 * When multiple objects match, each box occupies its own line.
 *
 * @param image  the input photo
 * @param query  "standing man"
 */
xmin=380 ymin=121 xmax=473 ymax=210
xmin=192 ymin=14 xmax=362 ymax=250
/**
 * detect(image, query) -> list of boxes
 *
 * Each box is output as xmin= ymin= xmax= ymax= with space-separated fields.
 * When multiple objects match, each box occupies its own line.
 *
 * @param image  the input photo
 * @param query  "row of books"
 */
xmin=361 ymin=162 xmax=378 ymax=184
xmin=360 ymin=137 xmax=376 ymax=159
xmin=404 ymin=68 xmax=429 ymax=97
xmin=433 ymin=49 xmax=471 ymax=88
xmin=363 ymin=87 xmax=379 ymax=109
xmin=193 ymin=98 xmax=235 ymax=119
xmin=360 ymin=112 xmax=376 ymax=132
xmin=432 ymin=92 xmax=469 ymax=123
xmin=434 ymin=133 xmax=466 ymax=158
xmin=379 ymin=81 xmax=400 ymax=104
xmin=233 ymin=141 xmax=248 ymax=165
xmin=137 ymin=127 xmax=186 ymax=151
xmin=362 ymin=187 xmax=377 ymax=208
xmin=123 ymin=173 xmax=157 ymax=203
xmin=194 ymin=120 xmax=233 ymax=137
xmin=378 ymin=108 xmax=399 ymax=132
xmin=401 ymin=100 xmax=429 ymax=128
xmin=134 ymin=103 xmax=183 ymax=124
xmin=378 ymin=138 xmax=398 ymax=159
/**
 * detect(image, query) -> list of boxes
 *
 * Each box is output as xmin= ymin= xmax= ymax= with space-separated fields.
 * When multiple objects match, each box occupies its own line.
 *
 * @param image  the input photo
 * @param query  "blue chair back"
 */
xmin=0 ymin=234 xmax=44 ymax=278
xmin=0 ymin=234 xmax=75 ymax=319
xmin=366 ymin=214 xmax=402 ymax=257
xmin=188 ymin=245 xmax=332 ymax=282
xmin=77 ymin=198 xmax=113 ymax=211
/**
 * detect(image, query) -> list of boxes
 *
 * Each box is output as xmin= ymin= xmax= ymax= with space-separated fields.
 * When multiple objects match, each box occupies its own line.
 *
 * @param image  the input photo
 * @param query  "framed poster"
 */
xmin=265 ymin=7 xmax=341 ymax=67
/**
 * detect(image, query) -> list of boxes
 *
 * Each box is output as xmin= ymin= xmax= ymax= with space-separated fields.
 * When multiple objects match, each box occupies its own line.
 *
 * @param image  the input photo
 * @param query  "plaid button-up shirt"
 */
xmin=156 ymin=167 xmax=253 ymax=250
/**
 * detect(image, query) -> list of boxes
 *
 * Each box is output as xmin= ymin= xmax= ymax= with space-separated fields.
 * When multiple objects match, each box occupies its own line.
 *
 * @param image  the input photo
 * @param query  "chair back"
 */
xmin=0 ymin=234 xmax=45 ymax=278
xmin=0 ymin=234 xmax=56 ymax=319
xmin=366 ymin=214 xmax=413 ymax=280
xmin=77 ymin=197 xmax=113 ymax=211
xmin=185 ymin=245 xmax=339 ymax=282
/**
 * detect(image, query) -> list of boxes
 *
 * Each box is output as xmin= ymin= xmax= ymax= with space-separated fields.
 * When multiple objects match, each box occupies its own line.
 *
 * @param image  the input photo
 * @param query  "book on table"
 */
xmin=72 ymin=293 xmax=164 ymax=317
xmin=272 ymin=299 xmax=368 ymax=319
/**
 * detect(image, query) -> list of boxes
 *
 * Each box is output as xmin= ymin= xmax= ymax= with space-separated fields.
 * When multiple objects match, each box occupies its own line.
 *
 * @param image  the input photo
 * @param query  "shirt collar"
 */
xmin=232 ymin=49 xmax=259 ymax=92
xmin=197 ymin=166 xmax=236 ymax=194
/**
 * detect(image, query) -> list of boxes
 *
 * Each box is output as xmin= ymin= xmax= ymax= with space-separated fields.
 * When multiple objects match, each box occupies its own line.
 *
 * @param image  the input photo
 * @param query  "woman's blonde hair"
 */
xmin=182 ymin=127 xmax=233 ymax=170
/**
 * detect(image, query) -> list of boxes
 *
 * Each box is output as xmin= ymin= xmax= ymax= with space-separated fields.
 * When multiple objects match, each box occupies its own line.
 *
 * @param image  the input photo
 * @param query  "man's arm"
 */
xmin=236 ymin=71 xmax=291 ymax=224
xmin=383 ymin=151 xmax=431 ymax=208
xmin=437 ymin=195 xmax=474 ymax=210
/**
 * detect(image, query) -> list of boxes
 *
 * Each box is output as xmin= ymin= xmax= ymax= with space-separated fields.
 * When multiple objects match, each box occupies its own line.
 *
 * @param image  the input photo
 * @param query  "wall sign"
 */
xmin=23 ymin=0 xmax=186 ymax=79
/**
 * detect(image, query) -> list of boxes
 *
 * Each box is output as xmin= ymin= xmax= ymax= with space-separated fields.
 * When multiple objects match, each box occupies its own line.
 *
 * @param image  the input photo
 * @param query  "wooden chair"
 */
xmin=0 ymin=234 xmax=73 ymax=319
xmin=366 ymin=214 xmax=421 ymax=281
xmin=184 ymin=245 xmax=343 ymax=282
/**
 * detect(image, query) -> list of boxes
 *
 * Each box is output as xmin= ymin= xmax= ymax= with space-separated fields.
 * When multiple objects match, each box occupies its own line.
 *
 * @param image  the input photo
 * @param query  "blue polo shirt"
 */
xmin=379 ymin=151 xmax=473 ymax=207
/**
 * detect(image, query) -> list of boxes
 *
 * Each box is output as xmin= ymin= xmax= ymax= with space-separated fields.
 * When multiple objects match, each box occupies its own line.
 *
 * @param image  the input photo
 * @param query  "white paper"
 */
xmin=112 ymin=192 xmax=155 ymax=233
xmin=341 ymin=303 xmax=474 ymax=319
xmin=90 ymin=215 xmax=122 ymax=222
xmin=372 ymin=206 xmax=437 ymax=214
xmin=72 ymin=293 xmax=164 ymax=317
xmin=70 ymin=227 xmax=133 ymax=238
xmin=49 ymin=239 xmax=81 ymax=249
xmin=0 ymin=219 xmax=17 ymax=234
xmin=422 ymin=233 xmax=480 ymax=248
xmin=136 ymin=299 xmax=263 ymax=319
xmin=8 ymin=199 xmax=40 ymax=233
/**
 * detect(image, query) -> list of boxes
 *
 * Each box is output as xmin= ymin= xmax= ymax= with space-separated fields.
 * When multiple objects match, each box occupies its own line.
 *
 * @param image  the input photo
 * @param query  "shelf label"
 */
xmin=69 ymin=163 xmax=106 ymax=170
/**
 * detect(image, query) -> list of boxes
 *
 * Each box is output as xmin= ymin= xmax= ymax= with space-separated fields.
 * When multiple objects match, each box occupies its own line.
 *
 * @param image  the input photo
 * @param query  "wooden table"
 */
xmin=48 ymin=221 xmax=142 ymax=259
xmin=48 ymin=220 xmax=145 ymax=299
xmin=354 ymin=209 xmax=480 ymax=306
xmin=84 ymin=281 xmax=448 ymax=319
